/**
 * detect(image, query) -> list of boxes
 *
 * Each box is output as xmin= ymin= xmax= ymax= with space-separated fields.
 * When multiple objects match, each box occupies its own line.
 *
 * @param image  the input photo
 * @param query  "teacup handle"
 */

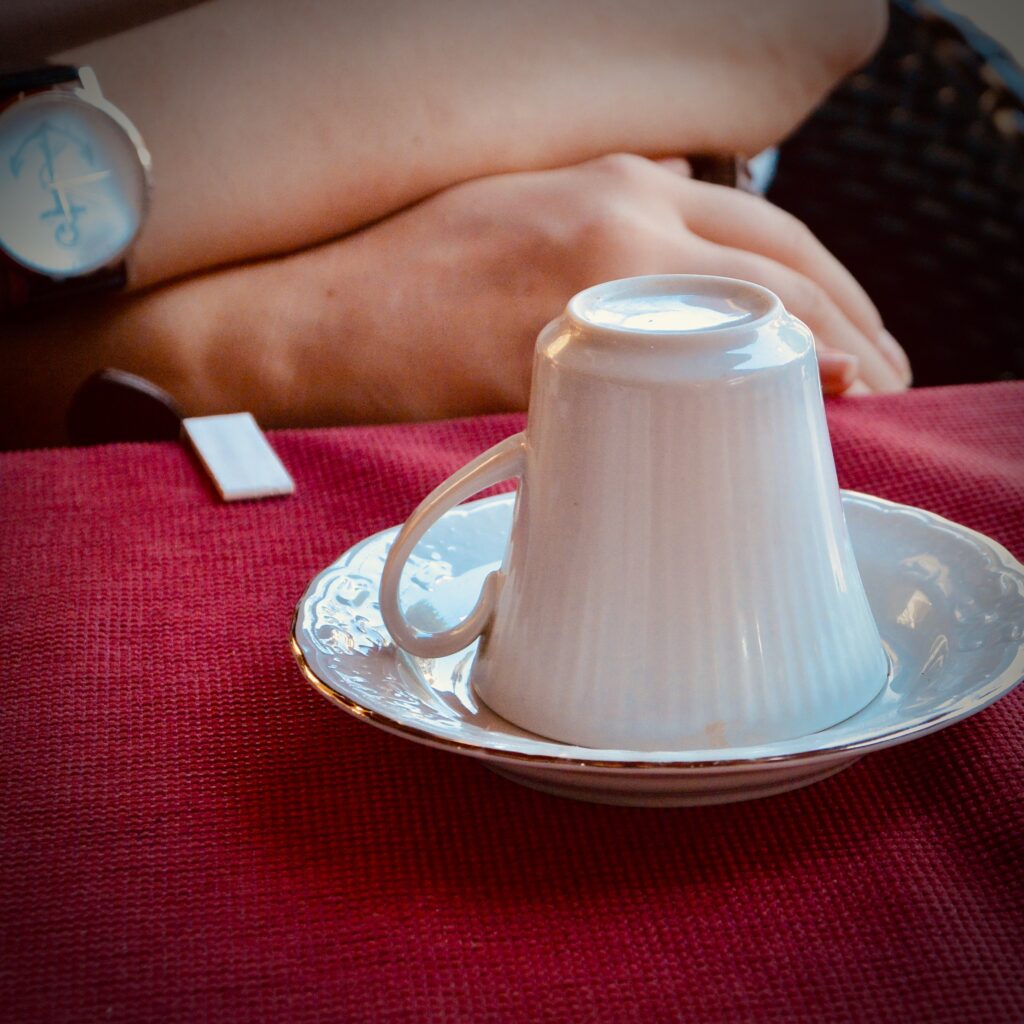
xmin=379 ymin=432 xmax=527 ymax=658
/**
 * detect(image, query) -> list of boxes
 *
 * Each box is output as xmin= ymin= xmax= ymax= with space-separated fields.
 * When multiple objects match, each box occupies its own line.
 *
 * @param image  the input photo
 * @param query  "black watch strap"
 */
xmin=1 ymin=256 xmax=127 ymax=315
xmin=0 ymin=64 xmax=79 ymax=98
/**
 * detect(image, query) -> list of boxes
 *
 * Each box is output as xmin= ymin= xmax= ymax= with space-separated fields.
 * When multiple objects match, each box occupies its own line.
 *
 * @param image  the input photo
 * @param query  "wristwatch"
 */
xmin=0 ymin=64 xmax=151 ymax=313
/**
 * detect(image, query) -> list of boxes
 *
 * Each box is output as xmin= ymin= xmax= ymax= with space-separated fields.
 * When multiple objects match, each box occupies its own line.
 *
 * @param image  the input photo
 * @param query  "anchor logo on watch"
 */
xmin=11 ymin=121 xmax=111 ymax=248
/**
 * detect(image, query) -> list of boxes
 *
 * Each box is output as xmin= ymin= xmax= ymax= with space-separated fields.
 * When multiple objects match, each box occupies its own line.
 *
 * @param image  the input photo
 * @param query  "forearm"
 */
xmin=1 ymin=233 xmax=385 ymax=449
xmin=57 ymin=0 xmax=886 ymax=290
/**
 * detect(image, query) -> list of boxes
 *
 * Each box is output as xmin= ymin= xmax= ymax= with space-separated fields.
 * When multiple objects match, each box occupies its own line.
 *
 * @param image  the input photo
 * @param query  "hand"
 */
xmin=1 ymin=154 xmax=910 ymax=447
xmin=313 ymin=152 xmax=908 ymax=415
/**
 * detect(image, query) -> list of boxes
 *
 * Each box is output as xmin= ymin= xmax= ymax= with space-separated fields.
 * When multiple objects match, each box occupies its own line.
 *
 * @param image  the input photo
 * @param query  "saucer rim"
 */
xmin=291 ymin=490 xmax=1024 ymax=774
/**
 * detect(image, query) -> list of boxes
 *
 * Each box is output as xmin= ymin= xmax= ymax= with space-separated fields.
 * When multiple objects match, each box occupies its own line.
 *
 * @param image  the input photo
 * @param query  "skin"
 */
xmin=52 ymin=0 xmax=890 ymax=288
xmin=2 ymin=0 xmax=908 ymax=447
xmin=2 ymin=155 xmax=910 ymax=448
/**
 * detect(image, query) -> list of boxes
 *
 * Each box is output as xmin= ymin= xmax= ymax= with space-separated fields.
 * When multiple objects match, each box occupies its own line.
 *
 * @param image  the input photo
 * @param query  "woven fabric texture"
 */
xmin=2 ymin=383 xmax=1022 ymax=1023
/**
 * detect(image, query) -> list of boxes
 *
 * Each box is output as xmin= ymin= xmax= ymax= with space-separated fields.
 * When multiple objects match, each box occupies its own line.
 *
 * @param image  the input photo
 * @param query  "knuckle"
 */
xmin=755 ymin=201 xmax=819 ymax=264
xmin=589 ymin=152 xmax=652 ymax=183
xmin=565 ymin=205 xmax=659 ymax=282
xmin=822 ymin=0 xmax=888 ymax=75
xmin=792 ymin=278 xmax=830 ymax=323
xmin=513 ymin=199 xmax=620 ymax=284
xmin=843 ymin=0 xmax=888 ymax=67
xmin=779 ymin=209 xmax=817 ymax=253
xmin=570 ymin=205 xmax=633 ymax=255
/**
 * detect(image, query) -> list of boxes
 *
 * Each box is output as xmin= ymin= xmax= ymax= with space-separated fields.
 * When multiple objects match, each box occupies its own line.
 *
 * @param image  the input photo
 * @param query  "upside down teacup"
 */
xmin=379 ymin=275 xmax=889 ymax=750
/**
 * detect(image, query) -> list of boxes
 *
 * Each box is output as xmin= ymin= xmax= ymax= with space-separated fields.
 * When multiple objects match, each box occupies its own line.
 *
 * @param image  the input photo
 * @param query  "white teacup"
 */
xmin=380 ymin=275 xmax=888 ymax=750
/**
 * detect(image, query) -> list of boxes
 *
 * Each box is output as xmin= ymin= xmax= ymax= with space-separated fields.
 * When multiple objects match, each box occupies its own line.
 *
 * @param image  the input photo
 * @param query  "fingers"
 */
xmin=668 ymin=177 xmax=911 ymax=384
xmin=877 ymin=328 xmax=911 ymax=383
xmin=685 ymin=240 xmax=907 ymax=392
xmin=817 ymin=348 xmax=859 ymax=395
xmin=679 ymin=179 xmax=878 ymax=331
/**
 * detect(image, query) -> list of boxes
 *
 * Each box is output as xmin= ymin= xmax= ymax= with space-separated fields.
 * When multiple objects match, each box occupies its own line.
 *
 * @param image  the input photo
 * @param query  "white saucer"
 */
xmin=291 ymin=492 xmax=1024 ymax=806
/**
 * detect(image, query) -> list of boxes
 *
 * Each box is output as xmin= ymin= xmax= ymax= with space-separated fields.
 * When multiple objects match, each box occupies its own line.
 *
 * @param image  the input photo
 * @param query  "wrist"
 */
xmin=177 ymin=244 xmax=387 ymax=428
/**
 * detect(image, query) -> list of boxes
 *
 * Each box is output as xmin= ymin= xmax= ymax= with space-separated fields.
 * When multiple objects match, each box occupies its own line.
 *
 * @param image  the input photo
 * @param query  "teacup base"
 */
xmin=470 ymin=655 xmax=892 ymax=755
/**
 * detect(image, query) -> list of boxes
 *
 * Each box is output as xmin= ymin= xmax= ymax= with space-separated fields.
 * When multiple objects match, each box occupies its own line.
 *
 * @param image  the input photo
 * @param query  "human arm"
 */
xmin=1 ymin=154 xmax=908 ymax=448
xmin=52 ymin=0 xmax=888 ymax=290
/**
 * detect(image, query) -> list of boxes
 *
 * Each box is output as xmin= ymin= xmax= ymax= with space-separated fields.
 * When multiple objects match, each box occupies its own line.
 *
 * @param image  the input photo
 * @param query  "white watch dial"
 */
xmin=0 ymin=91 xmax=147 ymax=278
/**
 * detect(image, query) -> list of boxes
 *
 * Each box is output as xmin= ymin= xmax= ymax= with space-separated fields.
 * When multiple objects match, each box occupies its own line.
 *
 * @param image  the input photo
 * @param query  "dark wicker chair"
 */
xmin=769 ymin=0 xmax=1024 ymax=386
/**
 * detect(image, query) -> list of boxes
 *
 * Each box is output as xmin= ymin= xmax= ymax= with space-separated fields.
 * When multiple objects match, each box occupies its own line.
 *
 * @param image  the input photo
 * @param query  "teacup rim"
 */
xmin=566 ymin=274 xmax=782 ymax=342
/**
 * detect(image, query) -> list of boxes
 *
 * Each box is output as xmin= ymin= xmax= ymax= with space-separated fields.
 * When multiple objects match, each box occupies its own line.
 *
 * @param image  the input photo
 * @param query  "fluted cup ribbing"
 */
xmin=380 ymin=276 xmax=889 ymax=750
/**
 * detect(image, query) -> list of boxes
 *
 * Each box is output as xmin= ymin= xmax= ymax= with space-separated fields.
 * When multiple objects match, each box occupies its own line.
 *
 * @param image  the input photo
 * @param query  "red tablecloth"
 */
xmin=2 ymin=382 xmax=1023 ymax=1023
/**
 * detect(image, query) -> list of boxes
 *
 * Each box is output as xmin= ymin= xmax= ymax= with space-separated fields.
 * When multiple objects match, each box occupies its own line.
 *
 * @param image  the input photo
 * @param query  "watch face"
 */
xmin=0 ymin=91 xmax=148 ymax=278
